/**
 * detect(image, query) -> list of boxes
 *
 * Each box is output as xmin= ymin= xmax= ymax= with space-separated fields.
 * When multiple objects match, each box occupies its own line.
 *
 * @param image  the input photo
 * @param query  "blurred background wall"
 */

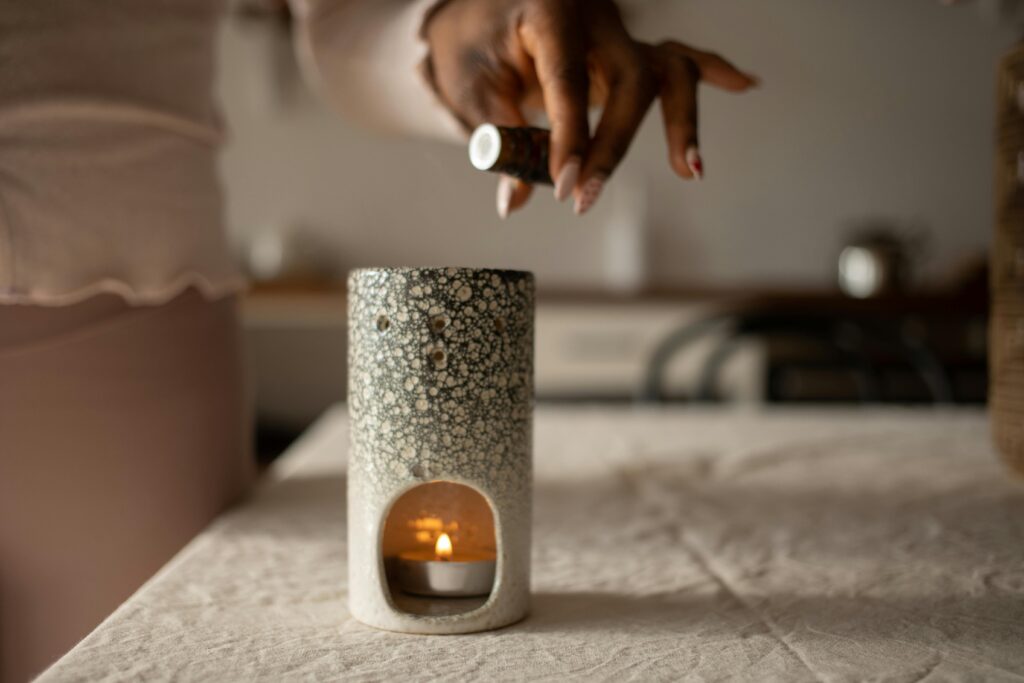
xmin=219 ymin=0 xmax=1016 ymax=291
xmin=224 ymin=0 xmax=1013 ymax=437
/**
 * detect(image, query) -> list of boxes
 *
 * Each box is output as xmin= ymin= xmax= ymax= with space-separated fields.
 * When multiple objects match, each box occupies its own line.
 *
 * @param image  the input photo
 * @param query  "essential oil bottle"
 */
xmin=468 ymin=124 xmax=553 ymax=185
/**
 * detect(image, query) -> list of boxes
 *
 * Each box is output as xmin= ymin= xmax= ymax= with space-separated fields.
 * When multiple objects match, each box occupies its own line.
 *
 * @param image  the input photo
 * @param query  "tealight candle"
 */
xmin=397 ymin=533 xmax=497 ymax=598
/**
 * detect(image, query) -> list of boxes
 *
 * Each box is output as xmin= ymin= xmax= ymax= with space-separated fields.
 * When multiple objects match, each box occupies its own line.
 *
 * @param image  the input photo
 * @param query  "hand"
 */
xmin=422 ymin=0 xmax=758 ymax=217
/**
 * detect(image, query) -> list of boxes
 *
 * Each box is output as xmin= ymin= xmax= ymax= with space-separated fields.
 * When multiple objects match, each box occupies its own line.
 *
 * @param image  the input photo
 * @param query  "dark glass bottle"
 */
xmin=468 ymin=124 xmax=553 ymax=185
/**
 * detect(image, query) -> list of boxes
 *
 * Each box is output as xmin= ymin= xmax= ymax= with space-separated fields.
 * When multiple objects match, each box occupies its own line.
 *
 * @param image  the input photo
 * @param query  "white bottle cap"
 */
xmin=468 ymin=123 xmax=502 ymax=171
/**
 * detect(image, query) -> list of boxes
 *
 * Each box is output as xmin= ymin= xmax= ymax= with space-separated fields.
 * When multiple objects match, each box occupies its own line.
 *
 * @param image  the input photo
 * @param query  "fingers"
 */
xmin=575 ymin=36 xmax=750 ymax=205
xmin=454 ymin=75 xmax=528 ymax=131
xmin=654 ymin=42 xmax=756 ymax=181
xmin=575 ymin=49 xmax=658 ymax=214
xmin=518 ymin=2 xmax=591 ymax=201
xmin=497 ymin=175 xmax=534 ymax=219
xmin=663 ymin=42 xmax=759 ymax=92
xmin=461 ymin=91 xmax=539 ymax=218
xmin=658 ymin=49 xmax=702 ymax=180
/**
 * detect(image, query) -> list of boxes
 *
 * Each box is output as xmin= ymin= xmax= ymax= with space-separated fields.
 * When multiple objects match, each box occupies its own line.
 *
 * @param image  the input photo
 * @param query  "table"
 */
xmin=41 ymin=406 xmax=1024 ymax=681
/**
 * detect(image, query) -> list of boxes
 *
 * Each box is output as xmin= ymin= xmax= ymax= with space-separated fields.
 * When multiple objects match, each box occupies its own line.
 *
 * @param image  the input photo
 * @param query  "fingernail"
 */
xmin=573 ymin=176 xmax=605 ymax=216
xmin=554 ymin=157 xmax=581 ymax=202
xmin=496 ymin=176 xmax=514 ymax=219
xmin=685 ymin=146 xmax=704 ymax=180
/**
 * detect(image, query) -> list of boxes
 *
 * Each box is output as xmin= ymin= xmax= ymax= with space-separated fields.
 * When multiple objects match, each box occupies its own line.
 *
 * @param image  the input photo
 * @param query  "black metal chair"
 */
xmin=641 ymin=310 xmax=953 ymax=404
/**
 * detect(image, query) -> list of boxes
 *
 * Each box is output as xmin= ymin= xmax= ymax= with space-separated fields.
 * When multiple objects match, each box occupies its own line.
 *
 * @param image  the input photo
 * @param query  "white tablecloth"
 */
xmin=41 ymin=406 xmax=1024 ymax=681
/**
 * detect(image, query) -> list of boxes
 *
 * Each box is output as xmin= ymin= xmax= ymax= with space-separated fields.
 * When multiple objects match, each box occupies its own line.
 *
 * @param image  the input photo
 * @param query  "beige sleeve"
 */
xmin=289 ymin=0 xmax=465 ymax=142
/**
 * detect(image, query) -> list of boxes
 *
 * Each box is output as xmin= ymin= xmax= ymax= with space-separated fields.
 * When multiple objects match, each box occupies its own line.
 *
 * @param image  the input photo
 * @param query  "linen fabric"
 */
xmin=39 ymin=406 xmax=1024 ymax=682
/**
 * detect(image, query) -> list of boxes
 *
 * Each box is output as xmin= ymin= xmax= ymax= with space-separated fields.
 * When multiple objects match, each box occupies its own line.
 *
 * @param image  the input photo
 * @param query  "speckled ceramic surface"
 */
xmin=347 ymin=267 xmax=534 ymax=634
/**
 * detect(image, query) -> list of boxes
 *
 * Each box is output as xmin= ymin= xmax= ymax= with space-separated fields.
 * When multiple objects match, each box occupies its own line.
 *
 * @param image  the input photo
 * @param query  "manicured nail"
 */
xmin=685 ymin=146 xmax=704 ymax=180
xmin=554 ymin=157 xmax=581 ymax=202
xmin=573 ymin=176 xmax=605 ymax=216
xmin=496 ymin=175 xmax=514 ymax=219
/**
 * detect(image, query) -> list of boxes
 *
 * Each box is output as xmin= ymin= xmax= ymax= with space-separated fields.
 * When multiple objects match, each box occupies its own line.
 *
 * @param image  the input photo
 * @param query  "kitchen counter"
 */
xmin=41 ymin=406 xmax=1024 ymax=681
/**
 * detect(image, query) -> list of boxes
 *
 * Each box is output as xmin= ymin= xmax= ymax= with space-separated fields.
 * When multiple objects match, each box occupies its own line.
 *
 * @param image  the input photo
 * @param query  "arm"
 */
xmin=291 ymin=0 xmax=757 ymax=216
xmin=290 ymin=0 xmax=463 ymax=140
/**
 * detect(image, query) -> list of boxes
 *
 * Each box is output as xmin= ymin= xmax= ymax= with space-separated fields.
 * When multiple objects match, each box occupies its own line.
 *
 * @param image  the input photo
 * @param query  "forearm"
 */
xmin=289 ymin=0 xmax=463 ymax=141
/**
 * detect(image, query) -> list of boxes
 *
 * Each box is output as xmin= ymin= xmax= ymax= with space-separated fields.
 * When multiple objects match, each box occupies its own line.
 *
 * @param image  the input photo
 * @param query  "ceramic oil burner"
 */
xmin=347 ymin=267 xmax=534 ymax=634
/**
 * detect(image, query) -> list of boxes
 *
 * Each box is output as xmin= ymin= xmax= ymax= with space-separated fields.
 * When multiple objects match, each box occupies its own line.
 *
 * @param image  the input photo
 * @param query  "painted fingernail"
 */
xmin=496 ymin=175 xmax=514 ymax=219
xmin=554 ymin=157 xmax=581 ymax=202
xmin=573 ymin=176 xmax=605 ymax=216
xmin=685 ymin=146 xmax=704 ymax=180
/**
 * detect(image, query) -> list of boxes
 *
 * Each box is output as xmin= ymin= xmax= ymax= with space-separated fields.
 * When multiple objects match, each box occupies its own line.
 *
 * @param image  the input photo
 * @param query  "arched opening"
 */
xmin=382 ymin=481 xmax=497 ymax=616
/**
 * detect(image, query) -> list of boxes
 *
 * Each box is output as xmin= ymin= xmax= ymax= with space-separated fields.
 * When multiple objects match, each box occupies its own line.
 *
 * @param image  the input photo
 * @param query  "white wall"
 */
xmin=218 ymin=0 xmax=1017 ymax=291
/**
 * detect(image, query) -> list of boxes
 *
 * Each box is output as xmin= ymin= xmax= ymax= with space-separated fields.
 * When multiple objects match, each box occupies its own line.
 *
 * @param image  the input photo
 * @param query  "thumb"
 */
xmin=496 ymin=174 xmax=534 ymax=219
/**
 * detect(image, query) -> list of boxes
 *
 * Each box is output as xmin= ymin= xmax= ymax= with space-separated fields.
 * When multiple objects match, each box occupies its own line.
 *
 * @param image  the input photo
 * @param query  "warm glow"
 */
xmin=412 ymin=517 xmax=444 ymax=531
xmin=410 ymin=517 xmax=459 ymax=537
xmin=435 ymin=532 xmax=453 ymax=559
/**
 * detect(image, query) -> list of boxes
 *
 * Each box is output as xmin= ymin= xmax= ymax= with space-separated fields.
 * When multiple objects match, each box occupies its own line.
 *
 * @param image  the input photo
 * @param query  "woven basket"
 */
xmin=993 ymin=42 xmax=1024 ymax=476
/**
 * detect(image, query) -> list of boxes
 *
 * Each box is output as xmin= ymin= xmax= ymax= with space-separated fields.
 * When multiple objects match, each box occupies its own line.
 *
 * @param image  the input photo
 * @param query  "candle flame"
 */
xmin=435 ymin=532 xmax=453 ymax=560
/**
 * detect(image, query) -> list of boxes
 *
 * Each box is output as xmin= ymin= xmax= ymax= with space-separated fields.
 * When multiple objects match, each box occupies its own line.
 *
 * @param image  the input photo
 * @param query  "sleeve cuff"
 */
xmin=291 ymin=0 xmax=465 ymax=142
